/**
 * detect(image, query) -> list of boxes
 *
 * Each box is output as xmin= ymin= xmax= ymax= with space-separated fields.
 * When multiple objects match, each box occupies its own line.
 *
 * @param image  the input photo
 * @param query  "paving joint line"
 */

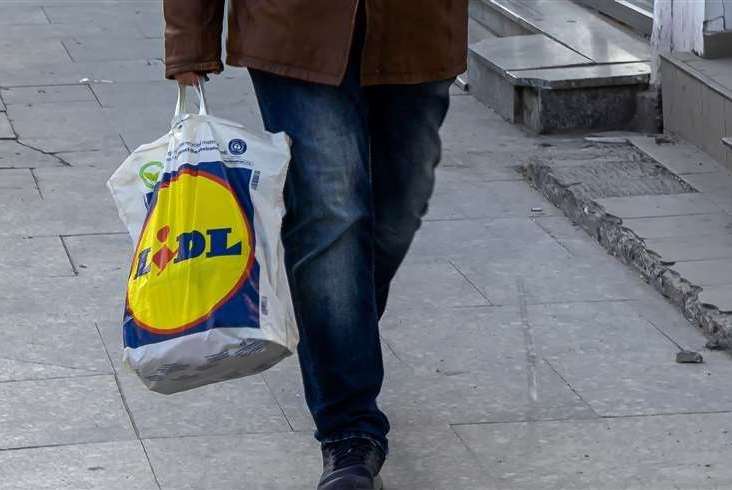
xmin=93 ymin=321 xmax=162 ymax=489
xmin=0 ymin=372 xmax=109 ymax=385
xmin=517 ymin=279 xmax=539 ymax=406
xmin=531 ymin=216 xmax=576 ymax=257
xmin=59 ymin=235 xmax=79 ymax=276
xmin=260 ymin=373 xmax=295 ymax=432
xmin=448 ymin=259 xmax=494 ymax=306
xmin=542 ymin=357 xmax=599 ymax=418
xmin=29 ymin=168 xmax=43 ymax=199
xmin=59 ymin=39 xmax=75 ymax=63
xmin=14 ymin=139 xmax=72 ymax=166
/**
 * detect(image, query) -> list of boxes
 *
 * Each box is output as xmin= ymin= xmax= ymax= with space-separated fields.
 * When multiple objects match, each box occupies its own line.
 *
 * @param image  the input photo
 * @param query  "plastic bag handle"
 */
xmin=174 ymin=78 xmax=209 ymax=119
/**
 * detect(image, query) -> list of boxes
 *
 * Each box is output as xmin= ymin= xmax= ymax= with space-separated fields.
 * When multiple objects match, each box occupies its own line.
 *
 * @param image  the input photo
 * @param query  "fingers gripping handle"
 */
xmin=174 ymin=78 xmax=209 ymax=120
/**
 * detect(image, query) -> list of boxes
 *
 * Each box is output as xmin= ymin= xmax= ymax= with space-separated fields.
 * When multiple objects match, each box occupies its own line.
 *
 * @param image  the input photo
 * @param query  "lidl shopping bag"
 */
xmin=107 ymin=82 xmax=297 ymax=394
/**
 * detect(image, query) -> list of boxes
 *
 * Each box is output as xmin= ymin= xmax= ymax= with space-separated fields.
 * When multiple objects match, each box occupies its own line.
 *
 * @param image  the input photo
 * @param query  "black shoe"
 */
xmin=317 ymin=437 xmax=385 ymax=490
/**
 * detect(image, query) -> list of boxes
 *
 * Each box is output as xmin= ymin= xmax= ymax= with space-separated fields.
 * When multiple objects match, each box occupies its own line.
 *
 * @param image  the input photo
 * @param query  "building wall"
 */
xmin=651 ymin=0 xmax=706 ymax=54
xmin=704 ymin=0 xmax=732 ymax=33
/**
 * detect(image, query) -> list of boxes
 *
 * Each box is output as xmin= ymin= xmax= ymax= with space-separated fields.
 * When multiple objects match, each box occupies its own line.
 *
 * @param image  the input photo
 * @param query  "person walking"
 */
xmin=163 ymin=2 xmax=468 ymax=488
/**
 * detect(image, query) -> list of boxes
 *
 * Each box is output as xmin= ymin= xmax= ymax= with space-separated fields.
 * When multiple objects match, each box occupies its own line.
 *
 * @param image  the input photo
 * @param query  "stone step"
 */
xmin=468 ymin=34 xmax=651 ymax=133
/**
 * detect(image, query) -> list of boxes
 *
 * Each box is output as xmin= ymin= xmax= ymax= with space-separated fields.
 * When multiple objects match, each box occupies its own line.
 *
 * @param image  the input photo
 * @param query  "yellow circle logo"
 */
xmin=126 ymin=168 xmax=254 ymax=334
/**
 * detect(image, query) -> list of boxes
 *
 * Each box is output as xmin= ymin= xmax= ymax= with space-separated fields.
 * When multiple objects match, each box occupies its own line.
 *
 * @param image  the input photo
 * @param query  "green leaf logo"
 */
xmin=139 ymin=161 xmax=163 ymax=190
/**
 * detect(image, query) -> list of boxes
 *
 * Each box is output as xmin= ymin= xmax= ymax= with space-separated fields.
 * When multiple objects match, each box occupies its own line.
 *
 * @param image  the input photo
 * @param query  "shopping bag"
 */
xmin=107 ymin=81 xmax=297 ymax=394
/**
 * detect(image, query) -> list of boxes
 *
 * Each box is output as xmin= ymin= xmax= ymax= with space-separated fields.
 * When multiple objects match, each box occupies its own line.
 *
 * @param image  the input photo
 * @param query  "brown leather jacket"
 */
xmin=163 ymin=0 xmax=468 ymax=86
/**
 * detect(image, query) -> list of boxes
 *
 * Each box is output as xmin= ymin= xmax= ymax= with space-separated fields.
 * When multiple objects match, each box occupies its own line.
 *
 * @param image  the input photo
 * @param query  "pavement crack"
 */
xmin=14 ymin=139 xmax=72 ymax=166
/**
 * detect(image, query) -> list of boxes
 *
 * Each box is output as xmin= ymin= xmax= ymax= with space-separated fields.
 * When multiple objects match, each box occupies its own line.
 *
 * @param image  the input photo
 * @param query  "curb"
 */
xmin=522 ymin=159 xmax=732 ymax=349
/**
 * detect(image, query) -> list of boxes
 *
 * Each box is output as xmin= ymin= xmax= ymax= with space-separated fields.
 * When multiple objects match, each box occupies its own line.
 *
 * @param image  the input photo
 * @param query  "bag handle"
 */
xmin=174 ymin=78 xmax=209 ymax=119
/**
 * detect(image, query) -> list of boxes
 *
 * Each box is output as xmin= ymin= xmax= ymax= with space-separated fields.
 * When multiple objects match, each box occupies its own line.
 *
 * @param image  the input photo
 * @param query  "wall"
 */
xmin=704 ymin=0 xmax=732 ymax=33
xmin=651 ymin=0 xmax=706 ymax=55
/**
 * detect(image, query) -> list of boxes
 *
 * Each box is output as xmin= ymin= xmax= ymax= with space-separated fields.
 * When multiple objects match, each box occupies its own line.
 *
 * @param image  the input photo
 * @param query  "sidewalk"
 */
xmin=1 ymin=2 xmax=731 ymax=489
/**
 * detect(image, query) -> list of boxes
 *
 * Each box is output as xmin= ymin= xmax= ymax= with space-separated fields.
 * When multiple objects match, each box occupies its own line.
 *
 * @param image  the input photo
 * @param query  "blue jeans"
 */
xmin=250 ymin=58 xmax=452 ymax=452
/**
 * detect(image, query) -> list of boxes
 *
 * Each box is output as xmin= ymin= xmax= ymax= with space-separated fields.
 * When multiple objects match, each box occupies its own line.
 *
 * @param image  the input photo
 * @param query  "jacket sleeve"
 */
xmin=163 ymin=0 xmax=225 ymax=79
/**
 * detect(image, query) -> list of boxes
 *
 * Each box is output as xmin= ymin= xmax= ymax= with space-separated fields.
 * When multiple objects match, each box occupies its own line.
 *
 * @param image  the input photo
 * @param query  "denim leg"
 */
xmin=249 ymin=69 xmax=390 ymax=450
xmin=366 ymin=79 xmax=454 ymax=317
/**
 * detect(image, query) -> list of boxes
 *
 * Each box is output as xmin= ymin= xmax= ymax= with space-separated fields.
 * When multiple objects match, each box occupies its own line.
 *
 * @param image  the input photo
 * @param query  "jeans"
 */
xmin=250 ymin=53 xmax=452 ymax=452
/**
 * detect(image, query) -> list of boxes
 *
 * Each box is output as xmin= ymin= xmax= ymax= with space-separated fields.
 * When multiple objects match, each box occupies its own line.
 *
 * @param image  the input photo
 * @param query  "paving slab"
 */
xmin=439 ymin=153 xmax=524 ymax=180
xmin=547 ymin=342 xmax=732 ymax=416
xmin=526 ymin=300 xmax=678 ymax=356
xmin=0 ymin=314 xmax=111 ymax=382
xmin=7 ymin=101 xmax=120 ymax=153
xmin=673 ymin=259 xmax=732 ymax=287
xmin=56 ymin=145 xmax=130 ymax=169
xmin=410 ymin=217 xmax=568 ymax=261
xmin=0 ymin=22 xmax=142 ymax=41
xmin=0 ymin=85 xmax=96 ymax=106
xmin=0 ymin=168 xmax=41 ymax=204
xmin=0 ymin=196 xmax=126 ymax=237
xmin=62 ymin=233 xmax=132 ymax=280
xmin=116 ymin=369 xmax=290 ymax=439
xmin=0 ymin=140 xmax=63 ymax=168
xmin=628 ymin=294 xmax=712 ymax=351
xmin=0 ymin=112 xmax=15 ymax=139
xmin=440 ymin=95 xmax=531 ymax=154
xmin=0 ymin=440 xmax=158 ymax=490
xmin=630 ymin=136 xmax=726 ymax=174
xmin=644 ymin=235 xmax=732 ymax=262
xmin=0 ymin=38 xmax=71 ymax=64
xmin=470 ymin=34 xmax=592 ymax=72
xmin=453 ymin=254 xmax=654 ymax=306
xmin=699 ymin=285 xmax=732 ymax=313
xmin=387 ymin=258 xmax=488 ymax=310
xmin=622 ymin=213 xmax=732 ymax=239
xmin=264 ymin=332 xmax=596 ymax=432
xmin=0 ymin=375 xmax=134 ymax=449
xmin=145 ymin=426 xmax=493 ymax=490
xmin=380 ymin=305 xmax=525 ymax=372
xmin=430 ymin=178 xmax=562 ymax=220
xmin=37 ymin=3 xmax=161 ymax=30
xmin=136 ymin=15 xmax=163 ymax=38
xmin=455 ymin=412 xmax=732 ymax=490
xmin=0 ymin=236 xmax=74 ymax=277
xmin=0 ymin=6 xmax=49 ymax=25
xmin=597 ymin=193 xmax=723 ymax=219
xmin=62 ymin=37 xmax=163 ymax=62
xmin=78 ymin=60 xmax=165 ymax=84
xmin=681 ymin=169 xmax=732 ymax=194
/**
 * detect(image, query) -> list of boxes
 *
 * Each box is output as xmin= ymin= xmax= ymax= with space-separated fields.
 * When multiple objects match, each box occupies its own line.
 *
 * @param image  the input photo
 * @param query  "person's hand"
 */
xmin=174 ymin=71 xmax=201 ymax=86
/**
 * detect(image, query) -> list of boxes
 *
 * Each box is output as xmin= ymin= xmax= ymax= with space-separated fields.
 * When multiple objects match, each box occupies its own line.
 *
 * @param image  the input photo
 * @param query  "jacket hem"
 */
xmin=227 ymin=53 xmax=466 ymax=87
xmin=165 ymin=60 xmax=224 ymax=80
xmin=227 ymin=53 xmax=343 ymax=86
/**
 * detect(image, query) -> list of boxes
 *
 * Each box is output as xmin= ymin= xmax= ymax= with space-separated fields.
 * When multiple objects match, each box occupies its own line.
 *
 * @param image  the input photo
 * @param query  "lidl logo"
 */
xmin=228 ymin=138 xmax=247 ymax=155
xmin=127 ymin=168 xmax=254 ymax=334
xmin=139 ymin=161 xmax=164 ymax=189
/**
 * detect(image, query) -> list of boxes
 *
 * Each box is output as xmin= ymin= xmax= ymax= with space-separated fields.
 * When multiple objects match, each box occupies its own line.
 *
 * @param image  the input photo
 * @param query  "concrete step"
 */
xmin=469 ymin=0 xmax=650 ymax=63
xmin=468 ymin=34 xmax=651 ymax=133
xmin=467 ymin=0 xmax=655 ymax=134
